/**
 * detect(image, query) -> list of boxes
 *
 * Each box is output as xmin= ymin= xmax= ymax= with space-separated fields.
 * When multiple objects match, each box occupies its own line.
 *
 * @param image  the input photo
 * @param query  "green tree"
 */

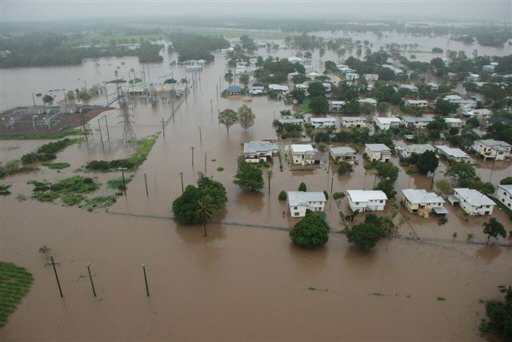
xmin=239 ymin=73 xmax=250 ymax=86
xmin=289 ymin=212 xmax=329 ymax=249
xmin=337 ymin=161 xmax=353 ymax=175
xmin=298 ymin=182 xmax=307 ymax=192
xmin=480 ymin=285 xmax=512 ymax=341
xmin=42 ymin=94 xmax=54 ymax=104
xmin=346 ymin=223 xmax=383 ymax=251
xmin=237 ymin=105 xmax=255 ymax=130
xmin=309 ymin=96 xmax=329 ymax=114
xmin=307 ymin=82 xmax=326 ymax=97
xmin=365 ymin=214 xmax=396 ymax=238
xmin=234 ymin=162 xmax=264 ymax=191
xmin=446 ymin=162 xmax=477 ymax=187
xmin=500 ymin=177 xmax=512 ymax=185
xmin=343 ymin=99 xmax=361 ymax=114
xmin=278 ymin=191 xmax=287 ymax=201
xmin=435 ymin=99 xmax=459 ymax=116
xmin=291 ymin=89 xmax=306 ymax=104
xmin=483 ymin=218 xmax=507 ymax=244
xmin=172 ymin=185 xmax=203 ymax=224
xmin=416 ymin=150 xmax=439 ymax=175
xmin=218 ymin=109 xmax=238 ymax=134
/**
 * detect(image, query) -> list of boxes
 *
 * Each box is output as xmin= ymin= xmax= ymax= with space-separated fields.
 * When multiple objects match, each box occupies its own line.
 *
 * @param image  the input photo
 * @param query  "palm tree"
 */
xmin=196 ymin=194 xmax=215 ymax=237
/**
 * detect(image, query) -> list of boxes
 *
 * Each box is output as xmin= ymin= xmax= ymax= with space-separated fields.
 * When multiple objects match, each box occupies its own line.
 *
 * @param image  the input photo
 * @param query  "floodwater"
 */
xmin=1 ymin=33 xmax=512 ymax=341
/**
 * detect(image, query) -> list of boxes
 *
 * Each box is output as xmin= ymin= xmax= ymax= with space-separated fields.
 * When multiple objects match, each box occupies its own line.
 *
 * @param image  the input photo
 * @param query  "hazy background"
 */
xmin=2 ymin=0 xmax=511 ymax=23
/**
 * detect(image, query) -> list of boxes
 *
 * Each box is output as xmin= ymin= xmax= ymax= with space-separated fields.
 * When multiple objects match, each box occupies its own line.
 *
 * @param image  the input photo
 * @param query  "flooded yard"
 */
xmin=1 ymin=42 xmax=512 ymax=341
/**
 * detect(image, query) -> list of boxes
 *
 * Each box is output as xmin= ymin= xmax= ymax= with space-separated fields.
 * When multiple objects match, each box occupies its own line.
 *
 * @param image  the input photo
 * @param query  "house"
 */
xmin=427 ymin=82 xmax=439 ymax=91
xmin=277 ymin=118 xmax=304 ymax=126
xmin=363 ymin=74 xmax=379 ymax=81
xmin=401 ymin=189 xmax=446 ymax=214
xmin=452 ymin=188 xmax=495 ymax=216
xmin=466 ymin=73 xmax=480 ymax=82
xmin=444 ymin=94 xmax=463 ymax=104
xmin=405 ymin=99 xmax=428 ymax=108
xmin=268 ymin=84 xmax=289 ymax=94
xmin=226 ymin=85 xmax=243 ymax=95
xmin=462 ymin=108 xmax=493 ymax=119
xmin=322 ymin=83 xmax=332 ymax=93
xmin=358 ymin=98 xmax=378 ymax=106
xmin=290 ymin=144 xmax=321 ymax=166
xmin=402 ymin=116 xmax=434 ymax=129
xmin=436 ymin=145 xmax=471 ymax=163
xmin=398 ymin=144 xmax=435 ymax=159
xmin=329 ymin=100 xmax=346 ymax=112
xmin=482 ymin=64 xmax=496 ymax=73
xmin=347 ymin=190 xmax=388 ymax=212
xmin=309 ymin=116 xmax=336 ymax=129
xmin=330 ymin=146 xmax=357 ymax=164
xmin=382 ymin=64 xmax=403 ymax=75
xmin=445 ymin=118 xmax=464 ymax=128
xmin=346 ymin=73 xmax=360 ymax=81
xmin=287 ymin=191 xmax=326 ymax=217
xmin=399 ymin=84 xmax=419 ymax=92
xmin=287 ymin=56 xmax=304 ymax=64
xmin=496 ymin=184 xmax=512 ymax=210
xmin=374 ymin=117 xmax=401 ymax=130
xmin=243 ymin=141 xmax=278 ymax=163
xmin=472 ymin=139 xmax=512 ymax=160
xmin=341 ymin=116 xmax=367 ymax=128
xmin=364 ymin=144 xmax=392 ymax=162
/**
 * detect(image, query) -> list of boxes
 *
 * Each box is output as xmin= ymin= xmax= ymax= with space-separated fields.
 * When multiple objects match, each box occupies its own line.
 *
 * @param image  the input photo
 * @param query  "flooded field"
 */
xmin=1 ymin=34 xmax=512 ymax=341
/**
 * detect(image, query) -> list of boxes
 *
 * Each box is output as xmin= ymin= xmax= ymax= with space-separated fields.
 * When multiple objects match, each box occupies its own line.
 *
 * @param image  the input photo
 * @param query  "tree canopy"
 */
xmin=483 ymin=218 xmax=507 ymax=244
xmin=289 ymin=212 xmax=330 ymax=249
xmin=218 ymin=109 xmax=238 ymax=133
xmin=309 ymin=96 xmax=329 ymax=114
xmin=416 ymin=150 xmax=439 ymax=175
xmin=234 ymin=162 xmax=264 ymax=191
xmin=346 ymin=223 xmax=383 ymax=251
xmin=238 ymin=105 xmax=255 ymax=130
xmin=480 ymin=285 xmax=512 ymax=341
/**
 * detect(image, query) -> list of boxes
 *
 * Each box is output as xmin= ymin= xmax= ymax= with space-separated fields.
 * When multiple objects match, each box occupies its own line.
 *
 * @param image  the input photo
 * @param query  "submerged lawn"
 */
xmin=0 ymin=261 xmax=33 ymax=327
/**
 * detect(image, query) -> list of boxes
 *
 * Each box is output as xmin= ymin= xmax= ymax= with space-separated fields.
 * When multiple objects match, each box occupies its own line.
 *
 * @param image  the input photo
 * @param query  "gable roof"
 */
xmin=287 ymin=191 xmax=326 ymax=206
xmin=365 ymin=144 xmax=391 ymax=152
xmin=243 ymin=141 xmax=278 ymax=154
xmin=402 ymin=189 xmax=445 ymax=204
xmin=498 ymin=184 xmax=512 ymax=196
xmin=347 ymin=190 xmax=388 ymax=202
xmin=454 ymin=188 xmax=495 ymax=206
xmin=330 ymin=146 xmax=356 ymax=156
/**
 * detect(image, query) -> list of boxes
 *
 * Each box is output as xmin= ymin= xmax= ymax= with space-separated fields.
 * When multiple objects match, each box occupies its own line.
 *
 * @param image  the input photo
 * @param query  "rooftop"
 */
xmin=291 ymin=144 xmax=316 ymax=154
xmin=454 ymin=188 xmax=495 ymax=207
xmin=498 ymin=184 xmax=512 ymax=195
xmin=403 ymin=116 xmax=434 ymax=123
xmin=436 ymin=145 xmax=470 ymax=159
xmin=375 ymin=117 xmax=401 ymax=124
xmin=401 ymin=144 xmax=435 ymax=155
xmin=287 ymin=191 xmax=326 ymax=206
xmin=347 ymin=190 xmax=388 ymax=202
xmin=477 ymin=139 xmax=512 ymax=151
xmin=402 ymin=189 xmax=445 ymax=204
xmin=243 ymin=141 xmax=278 ymax=154
xmin=330 ymin=146 xmax=356 ymax=156
xmin=365 ymin=143 xmax=391 ymax=152
xmin=341 ymin=116 xmax=366 ymax=121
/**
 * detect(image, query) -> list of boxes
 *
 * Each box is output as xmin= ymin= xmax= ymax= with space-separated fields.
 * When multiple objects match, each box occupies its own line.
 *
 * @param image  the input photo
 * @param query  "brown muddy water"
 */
xmin=1 ymin=44 xmax=512 ymax=341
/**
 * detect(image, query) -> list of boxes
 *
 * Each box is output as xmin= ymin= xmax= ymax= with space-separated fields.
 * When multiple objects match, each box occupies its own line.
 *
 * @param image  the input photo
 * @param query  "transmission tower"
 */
xmin=119 ymin=106 xmax=136 ymax=145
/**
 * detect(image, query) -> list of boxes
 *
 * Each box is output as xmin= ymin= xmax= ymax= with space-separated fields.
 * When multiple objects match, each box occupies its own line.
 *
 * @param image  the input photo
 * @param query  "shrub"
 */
xmin=298 ymin=182 xmax=307 ymax=192
xmin=333 ymin=192 xmax=345 ymax=200
xmin=278 ymin=191 xmax=287 ymax=201
xmin=346 ymin=223 xmax=383 ymax=251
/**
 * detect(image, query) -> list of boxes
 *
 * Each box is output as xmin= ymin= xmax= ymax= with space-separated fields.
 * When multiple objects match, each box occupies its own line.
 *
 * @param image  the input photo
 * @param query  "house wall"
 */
xmin=497 ymin=189 xmax=512 ymax=209
xmin=473 ymin=142 xmax=511 ymax=160
xmin=342 ymin=120 xmax=366 ymax=128
xmin=289 ymin=202 xmax=325 ymax=217
xmin=404 ymin=199 xmax=444 ymax=212
xmin=348 ymin=198 xmax=386 ymax=212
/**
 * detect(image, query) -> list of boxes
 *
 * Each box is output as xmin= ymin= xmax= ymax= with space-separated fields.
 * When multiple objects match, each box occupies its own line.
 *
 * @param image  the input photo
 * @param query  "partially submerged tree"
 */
xmin=234 ymin=162 xmax=264 ymax=191
xmin=298 ymin=182 xmax=307 ymax=192
xmin=416 ymin=150 xmax=439 ymax=175
xmin=289 ymin=212 xmax=329 ymax=249
xmin=238 ymin=105 xmax=255 ymax=130
xmin=346 ymin=223 xmax=383 ymax=251
xmin=218 ymin=109 xmax=238 ymax=134
xmin=480 ymin=285 xmax=512 ymax=341
xmin=483 ymin=218 xmax=507 ymax=244
xmin=337 ymin=161 xmax=353 ymax=175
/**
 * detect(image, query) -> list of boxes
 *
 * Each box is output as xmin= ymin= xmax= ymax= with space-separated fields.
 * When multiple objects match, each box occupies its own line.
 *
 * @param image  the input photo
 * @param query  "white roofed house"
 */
xmin=364 ymin=144 xmax=392 ymax=162
xmin=309 ymin=116 xmax=337 ymax=129
xmin=405 ymin=99 xmax=428 ymax=108
xmin=243 ymin=141 xmax=278 ymax=163
xmin=277 ymin=118 xmax=304 ymax=126
xmin=435 ymin=145 xmax=471 ymax=163
xmin=330 ymin=146 xmax=357 ymax=164
xmin=346 ymin=73 xmax=360 ymax=81
xmin=374 ymin=117 xmax=401 ymax=131
xmin=358 ymin=98 xmax=378 ymax=106
xmin=329 ymin=100 xmax=346 ymax=112
xmin=398 ymin=144 xmax=435 ymax=159
xmin=452 ymin=188 xmax=495 ymax=216
xmin=496 ymin=184 xmax=512 ymax=210
xmin=382 ymin=64 xmax=403 ymax=75
xmin=445 ymin=118 xmax=463 ymax=128
xmin=401 ymin=189 xmax=446 ymax=216
xmin=427 ymin=82 xmax=439 ymax=91
xmin=341 ymin=116 xmax=367 ymax=128
xmin=290 ymin=144 xmax=321 ymax=166
xmin=462 ymin=108 xmax=493 ymax=119
xmin=363 ymin=74 xmax=379 ymax=81
xmin=287 ymin=191 xmax=326 ymax=217
xmin=347 ymin=190 xmax=388 ymax=212
xmin=399 ymin=84 xmax=419 ymax=93
xmin=268 ymin=84 xmax=290 ymax=94
xmin=472 ymin=139 xmax=512 ymax=161
xmin=402 ymin=116 xmax=434 ymax=129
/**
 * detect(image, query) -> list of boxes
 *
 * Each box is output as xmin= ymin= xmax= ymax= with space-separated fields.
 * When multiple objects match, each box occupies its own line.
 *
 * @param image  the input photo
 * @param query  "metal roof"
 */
xmin=454 ymin=188 xmax=495 ymax=207
xmin=347 ymin=190 xmax=388 ymax=202
xmin=243 ymin=141 xmax=278 ymax=154
xmin=401 ymin=189 xmax=445 ymax=204
xmin=287 ymin=191 xmax=326 ymax=207
xmin=330 ymin=147 xmax=356 ymax=156
xmin=365 ymin=144 xmax=391 ymax=152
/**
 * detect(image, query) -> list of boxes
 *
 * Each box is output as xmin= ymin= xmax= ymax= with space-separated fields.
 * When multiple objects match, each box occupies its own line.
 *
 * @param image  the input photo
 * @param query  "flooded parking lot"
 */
xmin=1 ymin=40 xmax=512 ymax=340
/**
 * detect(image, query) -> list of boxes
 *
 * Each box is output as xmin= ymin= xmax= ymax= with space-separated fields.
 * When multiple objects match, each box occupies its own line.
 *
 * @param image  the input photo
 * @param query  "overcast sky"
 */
xmin=3 ymin=0 xmax=511 ymax=23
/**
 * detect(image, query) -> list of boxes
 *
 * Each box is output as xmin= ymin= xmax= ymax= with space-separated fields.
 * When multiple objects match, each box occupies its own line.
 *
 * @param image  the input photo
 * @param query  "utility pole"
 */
xmin=191 ymin=147 xmax=195 ymax=168
xmin=210 ymin=99 xmax=213 ymax=115
xmin=119 ymin=167 xmax=127 ymax=196
xmin=98 ymin=120 xmax=105 ymax=152
xmin=204 ymin=152 xmax=207 ymax=175
xmin=142 ymin=264 xmax=150 ymax=297
xmin=144 ymin=173 xmax=149 ymax=196
xmin=267 ymin=170 xmax=272 ymax=195
xmin=86 ymin=263 xmax=96 ymax=298
xmin=162 ymin=118 xmax=166 ymax=138
xmin=104 ymin=116 xmax=110 ymax=143
xmin=50 ymin=256 xmax=63 ymax=298
xmin=330 ymin=173 xmax=334 ymax=196
xmin=199 ymin=126 xmax=202 ymax=145
xmin=179 ymin=172 xmax=184 ymax=193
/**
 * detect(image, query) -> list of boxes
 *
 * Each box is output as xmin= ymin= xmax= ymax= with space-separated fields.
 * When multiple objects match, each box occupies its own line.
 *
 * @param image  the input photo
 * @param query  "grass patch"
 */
xmin=0 ymin=184 xmax=11 ymax=196
xmin=0 ymin=128 xmax=83 ymax=141
xmin=16 ymin=194 xmax=27 ymax=201
xmin=28 ymin=176 xmax=100 ymax=206
xmin=42 ymin=162 xmax=71 ymax=170
xmin=107 ymin=177 xmax=132 ymax=191
xmin=216 ymin=167 xmax=224 ymax=172
xmin=21 ymin=139 xmax=77 ymax=165
xmin=85 ymin=135 xmax=158 ymax=172
xmin=0 ymin=160 xmax=38 ymax=179
xmin=81 ymin=196 xmax=117 ymax=212
xmin=0 ymin=261 xmax=34 ymax=327
xmin=437 ymin=296 xmax=446 ymax=301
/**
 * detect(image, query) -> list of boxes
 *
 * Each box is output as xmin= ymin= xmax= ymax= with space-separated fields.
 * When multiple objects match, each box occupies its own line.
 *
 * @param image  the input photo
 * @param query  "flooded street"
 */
xmin=1 ymin=38 xmax=512 ymax=341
